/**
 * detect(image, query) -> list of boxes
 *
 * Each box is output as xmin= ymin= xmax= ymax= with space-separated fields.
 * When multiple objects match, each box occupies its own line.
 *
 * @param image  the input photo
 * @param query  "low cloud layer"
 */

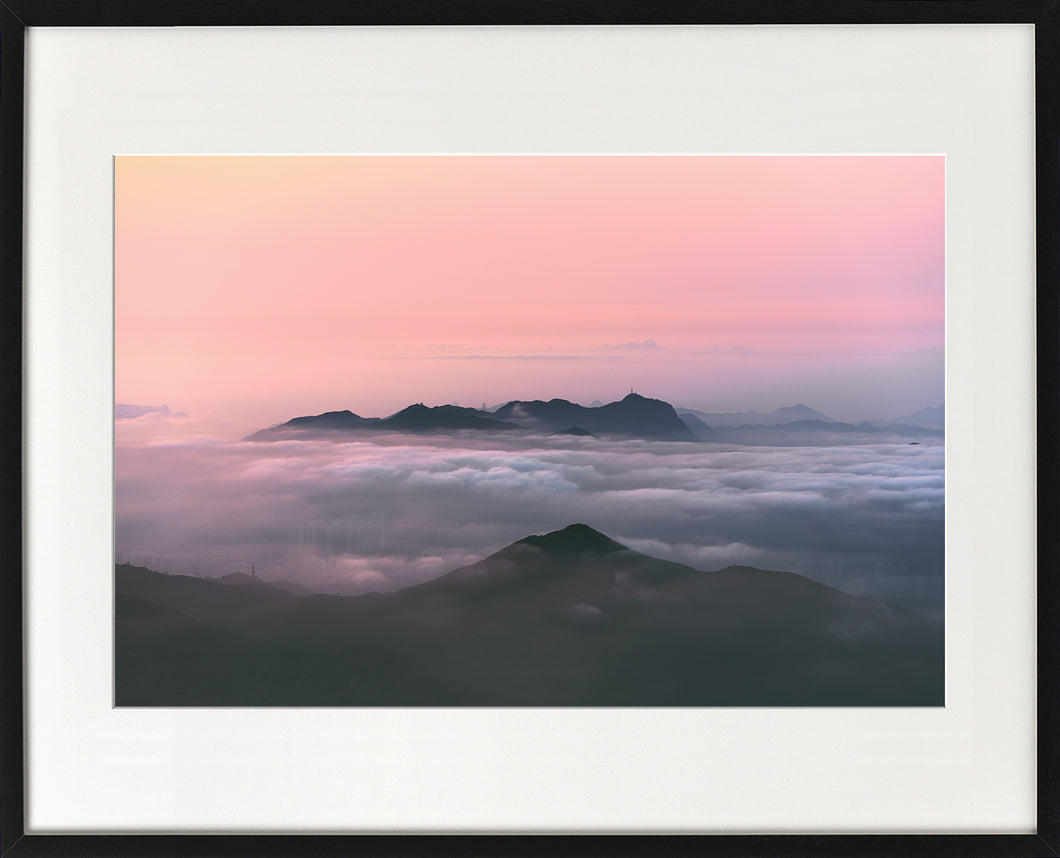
xmin=115 ymin=425 xmax=944 ymax=610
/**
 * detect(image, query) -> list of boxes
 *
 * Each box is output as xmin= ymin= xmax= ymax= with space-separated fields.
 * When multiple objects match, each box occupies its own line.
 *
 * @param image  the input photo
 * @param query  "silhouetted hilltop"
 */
xmin=384 ymin=403 xmax=518 ymax=432
xmin=249 ymin=393 xmax=700 ymax=442
xmin=492 ymin=397 xmax=584 ymax=428
xmin=116 ymin=525 xmax=943 ymax=706
xmin=283 ymin=409 xmax=379 ymax=430
xmin=246 ymin=397 xmax=943 ymax=446
xmin=518 ymin=522 xmax=626 ymax=555
xmin=489 ymin=392 xmax=698 ymax=441
xmin=591 ymin=392 xmax=699 ymax=440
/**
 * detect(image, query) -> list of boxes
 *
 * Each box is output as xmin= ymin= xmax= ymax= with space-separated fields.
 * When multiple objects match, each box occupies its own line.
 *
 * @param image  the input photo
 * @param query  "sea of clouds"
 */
xmin=115 ymin=423 xmax=944 ymax=612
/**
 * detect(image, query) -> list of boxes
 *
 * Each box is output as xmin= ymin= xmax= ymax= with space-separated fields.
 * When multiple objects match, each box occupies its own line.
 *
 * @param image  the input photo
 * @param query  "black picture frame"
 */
xmin=2 ymin=3 xmax=1057 ymax=856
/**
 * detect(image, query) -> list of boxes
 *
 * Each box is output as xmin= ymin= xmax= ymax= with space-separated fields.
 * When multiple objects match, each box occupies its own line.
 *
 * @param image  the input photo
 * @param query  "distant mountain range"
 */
xmin=674 ymin=404 xmax=943 ymax=445
xmin=868 ymin=405 xmax=944 ymax=431
xmin=116 ymin=524 xmax=943 ymax=706
xmin=678 ymin=403 xmax=838 ymax=427
xmin=247 ymin=394 xmax=943 ymax=446
xmin=491 ymin=393 xmax=697 ymax=440
xmin=681 ymin=419 xmax=943 ymax=446
xmin=249 ymin=393 xmax=698 ymax=442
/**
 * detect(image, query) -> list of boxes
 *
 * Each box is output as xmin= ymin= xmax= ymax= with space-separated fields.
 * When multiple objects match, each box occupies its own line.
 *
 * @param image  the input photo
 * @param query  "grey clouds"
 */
xmin=115 ymin=429 xmax=943 ymax=611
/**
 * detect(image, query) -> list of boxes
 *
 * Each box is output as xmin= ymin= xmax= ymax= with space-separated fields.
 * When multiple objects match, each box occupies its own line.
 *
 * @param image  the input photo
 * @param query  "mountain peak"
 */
xmin=393 ymin=403 xmax=429 ymax=415
xmin=517 ymin=523 xmax=627 ymax=555
xmin=254 ymin=392 xmax=699 ymax=442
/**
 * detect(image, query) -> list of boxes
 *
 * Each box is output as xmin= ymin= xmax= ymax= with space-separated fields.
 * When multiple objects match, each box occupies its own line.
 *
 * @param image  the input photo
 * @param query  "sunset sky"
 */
xmin=115 ymin=155 xmax=944 ymax=430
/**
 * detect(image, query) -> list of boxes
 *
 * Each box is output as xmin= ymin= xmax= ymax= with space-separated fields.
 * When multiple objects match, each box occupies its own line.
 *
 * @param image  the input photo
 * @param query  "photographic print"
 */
xmin=114 ymin=154 xmax=945 ymax=706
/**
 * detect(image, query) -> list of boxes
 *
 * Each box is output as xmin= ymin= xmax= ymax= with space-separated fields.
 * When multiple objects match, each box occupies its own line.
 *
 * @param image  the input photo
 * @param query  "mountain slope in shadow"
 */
xmin=116 ymin=594 xmax=472 ymax=706
xmin=116 ymin=525 xmax=943 ymax=706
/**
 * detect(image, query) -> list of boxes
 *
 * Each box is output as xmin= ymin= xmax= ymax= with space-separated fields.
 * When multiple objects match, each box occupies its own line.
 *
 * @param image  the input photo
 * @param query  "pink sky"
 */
xmin=115 ymin=155 xmax=944 ymax=429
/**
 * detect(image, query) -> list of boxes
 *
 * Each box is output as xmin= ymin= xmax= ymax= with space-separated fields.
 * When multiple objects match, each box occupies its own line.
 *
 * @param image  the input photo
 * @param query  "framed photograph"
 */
xmin=4 ymin=3 xmax=1057 ymax=856
xmin=113 ymin=151 xmax=949 ymax=711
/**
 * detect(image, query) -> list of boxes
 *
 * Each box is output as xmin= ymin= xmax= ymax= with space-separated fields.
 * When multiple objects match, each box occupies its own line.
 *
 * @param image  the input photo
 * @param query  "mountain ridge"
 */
xmin=115 ymin=523 xmax=943 ymax=705
xmin=677 ymin=403 xmax=838 ymax=427
xmin=249 ymin=392 xmax=699 ymax=442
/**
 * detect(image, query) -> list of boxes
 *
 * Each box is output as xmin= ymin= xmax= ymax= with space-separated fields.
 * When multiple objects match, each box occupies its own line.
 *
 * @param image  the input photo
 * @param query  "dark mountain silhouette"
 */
xmin=249 ymin=393 xmax=699 ymax=442
xmin=116 ymin=525 xmax=943 ymax=706
xmin=247 ymin=403 xmax=517 ymax=439
xmin=519 ymin=521 xmax=626 ymax=555
xmin=383 ymin=403 xmax=518 ymax=432
xmin=248 ymin=397 xmax=943 ymax=446
xmin=493 ymin=393 xmax=698 ymax=441
xmin=492 ymin=397 xmax=584 ymax=429
xmin=283 ymin=409 xmax=380 ymax=430
xmin=591 ymin=393 xmax=700 ymax=440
